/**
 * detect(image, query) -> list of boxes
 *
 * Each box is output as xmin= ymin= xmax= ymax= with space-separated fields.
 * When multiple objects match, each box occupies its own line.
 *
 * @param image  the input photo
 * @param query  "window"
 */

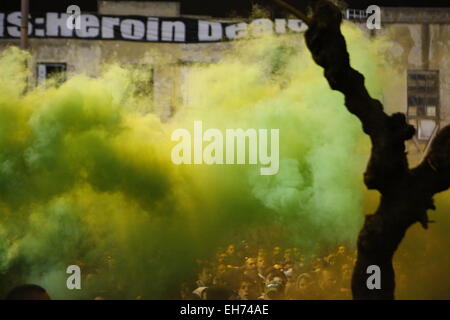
xmin=37 ymin=62 xmax=67 ymax=85
xmin=407 ymin=70 xmax=439 ymax=141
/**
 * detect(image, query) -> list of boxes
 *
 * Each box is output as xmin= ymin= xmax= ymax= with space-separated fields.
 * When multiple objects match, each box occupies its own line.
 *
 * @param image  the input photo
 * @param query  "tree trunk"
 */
xmin=303 ymin=0 xmax=450 ymax=299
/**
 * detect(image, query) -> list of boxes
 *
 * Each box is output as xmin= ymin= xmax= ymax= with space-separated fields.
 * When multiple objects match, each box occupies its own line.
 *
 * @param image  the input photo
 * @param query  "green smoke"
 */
xmin=1 ymin=23 xmax=446 ymax=299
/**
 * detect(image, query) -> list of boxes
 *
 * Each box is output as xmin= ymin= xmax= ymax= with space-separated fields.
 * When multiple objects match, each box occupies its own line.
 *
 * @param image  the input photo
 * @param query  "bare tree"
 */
xmin=275 ymin=0 xmax=450 ymax=299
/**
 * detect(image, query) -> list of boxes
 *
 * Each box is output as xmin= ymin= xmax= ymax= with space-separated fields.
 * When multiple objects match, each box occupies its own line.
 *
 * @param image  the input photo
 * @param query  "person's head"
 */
xmin=216 ymin=253 xmax=226 ymax=264
xmin=238 ymin=279 xmax=260 ymax=300
xmin=313 ymin=257 xmax=323 ymax=270
xmin=341 ymin=264 xmax=352 ymax=281
xmin=239 ymin=241 xmax=250 ymax=253
xmin=217 ymin=264 xmax=227 ymax=275
xmin=257 ymin=256 xmax=266 ymax=270
xmin=226 ymin=244 xmax=235 ymax=256
xmin=257 ymin=248 xmax=265 ymax=258
xmin=5 ymin=284 xmax=51 ymax=300
xmin=296 ymin=273 xmax=311 ymax=292
xmin=271 ymin=276 xmax=283 ymax=284
xmin=283 ymin=261 xmax=294 ymax=277
xmin=245 ymin=257 xmax=257 ymax=271
xmin=283 ymin=249 xmax=292 ymax=260
xmin=325 ymin=254 xmax=336 ymax=265
xmin=319 ymin=269 xmax=337 ymax=290
xmin=198 ymin=267 xmax=213 ymax=284
xmin=238 ymin=280 xmax=250 ymax=299
xmin=272 ymin=264 xmax=283 ymax=274
xmin=265 ymin=281 xmax=284 ymax=300
xmin=272 ymin=246 xmax=281 ymax=256
xmin=266 ymin=268 xmax=287 ymax=287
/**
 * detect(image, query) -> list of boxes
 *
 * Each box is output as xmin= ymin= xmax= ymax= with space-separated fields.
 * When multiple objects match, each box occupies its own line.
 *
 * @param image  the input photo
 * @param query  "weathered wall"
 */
xmin=430 ymin=24 xmax=450 ymax=123
xmin=374 ymin=7 xmax=450 ymax=163
xmin=0 ymin=5 xmax=449 ymax=136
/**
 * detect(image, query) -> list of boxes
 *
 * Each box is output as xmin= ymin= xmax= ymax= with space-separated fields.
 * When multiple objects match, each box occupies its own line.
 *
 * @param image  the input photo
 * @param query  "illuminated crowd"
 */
xmin=180 ymin=243 xmax=357 ymax=300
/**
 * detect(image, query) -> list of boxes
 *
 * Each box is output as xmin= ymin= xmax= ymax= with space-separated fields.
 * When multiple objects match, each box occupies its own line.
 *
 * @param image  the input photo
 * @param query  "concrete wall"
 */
xmin=372 ymin=7 xmax=450 ymax=162
xmin=430 ymin=24 xmax=450 ymax=123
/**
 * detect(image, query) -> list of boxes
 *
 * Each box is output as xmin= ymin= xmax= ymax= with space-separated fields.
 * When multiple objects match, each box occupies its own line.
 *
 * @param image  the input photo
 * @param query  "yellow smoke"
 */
xmin=0 ymin=21 xmax=448 ymax=299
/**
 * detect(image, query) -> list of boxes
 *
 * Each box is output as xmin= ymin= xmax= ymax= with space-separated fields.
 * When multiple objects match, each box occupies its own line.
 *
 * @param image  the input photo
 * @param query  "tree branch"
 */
xmin=275 ymin=0 xmax=450 ymax=299
xmin=304 ymin=1 xmax=418 ymax=193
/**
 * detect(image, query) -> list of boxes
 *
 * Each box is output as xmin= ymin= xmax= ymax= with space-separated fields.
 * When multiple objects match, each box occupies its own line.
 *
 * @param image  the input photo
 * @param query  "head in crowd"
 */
xmin=183 ymin=242 xmax=359 ymax=300
xmin=5 ymin=284 xmax=51 ymax=300
xmin=238 ymin=279 xmax=260 ymax=300
xmin=265 ymin=280 xmax=284 ymax=300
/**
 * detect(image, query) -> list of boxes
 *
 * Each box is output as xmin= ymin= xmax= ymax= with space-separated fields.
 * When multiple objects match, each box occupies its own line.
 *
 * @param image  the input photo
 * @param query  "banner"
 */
xmin=0 ymin=12 xmax=310 ymax=43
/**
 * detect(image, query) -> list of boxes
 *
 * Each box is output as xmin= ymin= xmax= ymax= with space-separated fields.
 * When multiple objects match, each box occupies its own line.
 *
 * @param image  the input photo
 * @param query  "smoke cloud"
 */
xmin=0 ymin=22 xmax=447 ymax=299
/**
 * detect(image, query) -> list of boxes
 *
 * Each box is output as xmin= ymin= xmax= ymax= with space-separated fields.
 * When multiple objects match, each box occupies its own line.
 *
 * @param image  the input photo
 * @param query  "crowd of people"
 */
xmin=180 ymin=243 xmax=357 ymax=300
xmin=4 ymin=241 xmax=426 ymax=300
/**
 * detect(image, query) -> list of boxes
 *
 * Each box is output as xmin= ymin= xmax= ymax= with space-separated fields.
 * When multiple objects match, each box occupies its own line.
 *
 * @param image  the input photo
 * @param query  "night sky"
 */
xmin=1 ymin=0 xmax=449 ymax=16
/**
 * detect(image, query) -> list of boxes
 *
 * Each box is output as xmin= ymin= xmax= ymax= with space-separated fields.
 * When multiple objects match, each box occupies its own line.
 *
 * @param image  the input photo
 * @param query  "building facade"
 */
xmin=1 ymin=1 xmax=449 ymax=162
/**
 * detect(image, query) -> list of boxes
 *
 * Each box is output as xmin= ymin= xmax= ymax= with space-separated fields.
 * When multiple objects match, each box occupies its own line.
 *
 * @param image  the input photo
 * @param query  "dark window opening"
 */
xmin=37 ymin=62 xmax=67 ymax=85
